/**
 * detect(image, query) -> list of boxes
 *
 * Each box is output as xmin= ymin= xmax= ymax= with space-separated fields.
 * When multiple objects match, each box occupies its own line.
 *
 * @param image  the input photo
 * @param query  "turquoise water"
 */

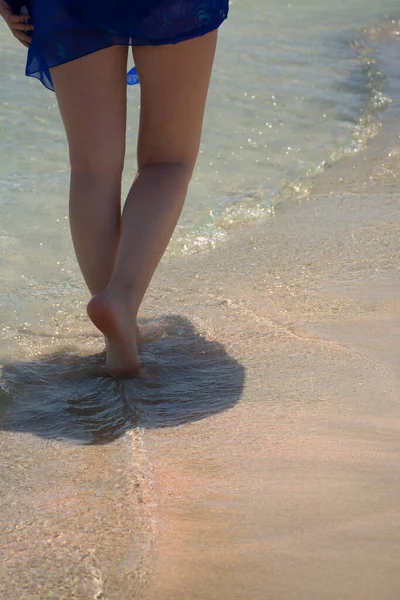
xmin=0 ymin=0 xmax=399 ymax=285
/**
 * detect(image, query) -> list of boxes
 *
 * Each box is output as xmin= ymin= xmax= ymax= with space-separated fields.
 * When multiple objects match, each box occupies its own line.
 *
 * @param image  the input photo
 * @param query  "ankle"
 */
xmin=103 ymin=283 xmax=138 ymax=311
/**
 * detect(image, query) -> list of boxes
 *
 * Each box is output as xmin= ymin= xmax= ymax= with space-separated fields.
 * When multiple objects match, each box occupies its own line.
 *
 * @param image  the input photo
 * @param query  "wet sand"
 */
xmin=2 ymin=32 xmax=400 ymax=600
xmin=143 ymin=124 xmax=400 ymax=598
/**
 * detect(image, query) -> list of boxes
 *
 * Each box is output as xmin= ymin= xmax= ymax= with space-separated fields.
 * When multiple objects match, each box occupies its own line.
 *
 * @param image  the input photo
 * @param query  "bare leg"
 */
xmin=51 ymin=46 xmax=128 ymax=296
xmin=87 ymin=31 xmax=218 ymax=377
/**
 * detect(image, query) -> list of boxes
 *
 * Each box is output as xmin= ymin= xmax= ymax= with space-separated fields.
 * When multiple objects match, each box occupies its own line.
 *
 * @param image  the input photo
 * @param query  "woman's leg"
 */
xmin=51 ymin=46 xmax=128 ymax=296
xmin=87 ymin=31 xmax=218 ymax=377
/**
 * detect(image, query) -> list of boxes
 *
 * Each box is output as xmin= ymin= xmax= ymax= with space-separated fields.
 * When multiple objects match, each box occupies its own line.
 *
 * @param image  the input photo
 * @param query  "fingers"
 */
xmin=10 ymin=14 xmax=32 ymax=23
xmin=10 ymin=15 xmax=34 ymax=28
xmin=14 ymin=31 xmax=32 ymax=45
xmin=9 ymin=13 xmax=34 ymax=46
xmin=11 ymin=22 xmax=34 ymax=31
xmin=0 ymin=3 xmax=34 ymax=47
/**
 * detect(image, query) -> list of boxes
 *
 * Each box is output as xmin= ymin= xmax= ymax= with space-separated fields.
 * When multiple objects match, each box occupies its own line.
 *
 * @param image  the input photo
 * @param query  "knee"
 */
xmin=138 ymin=147 xmax=198 ymax=181
xmin=69 ymin=144 xmax=125 ymax=180
xmin=138 ymin=160 xmax=195 ymax=188
xmin=138 ymin=155 xmax=196 ymax=184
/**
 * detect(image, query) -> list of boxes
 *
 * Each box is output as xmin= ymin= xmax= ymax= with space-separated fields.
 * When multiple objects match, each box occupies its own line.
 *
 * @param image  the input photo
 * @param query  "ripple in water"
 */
xmin=0 ymin=316 xmax=245 ymax=445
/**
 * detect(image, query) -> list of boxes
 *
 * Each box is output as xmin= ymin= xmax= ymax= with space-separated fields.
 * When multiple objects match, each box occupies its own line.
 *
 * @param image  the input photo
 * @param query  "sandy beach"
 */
xmin=140 ymin=65 xmax=400 ymax=597
xmin=1 ymin=17 xmax=400 ymax=600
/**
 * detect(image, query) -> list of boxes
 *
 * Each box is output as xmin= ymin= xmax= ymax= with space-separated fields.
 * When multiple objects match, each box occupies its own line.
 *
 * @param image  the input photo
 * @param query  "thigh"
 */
xmin=132 ymin=31 xmax=218 ymax=171
xmin=50 ymin=46 xmax=129 ymax=175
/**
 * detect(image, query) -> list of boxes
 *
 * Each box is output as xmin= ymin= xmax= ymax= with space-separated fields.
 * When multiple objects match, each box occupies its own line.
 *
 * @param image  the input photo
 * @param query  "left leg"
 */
xmin=50 ymin=46 xmax=128 ymax=296
xmin=51 ymin=48 xmax=166 ymax=346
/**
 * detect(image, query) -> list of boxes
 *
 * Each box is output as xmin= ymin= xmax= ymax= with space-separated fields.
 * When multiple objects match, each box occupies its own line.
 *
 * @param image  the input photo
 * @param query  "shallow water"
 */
xmin=2 ymin=3 xmax=400 ymax=600
xmin=0 ymin=0 xmax=399 ymax=263
xmin=0 ymin=1 xmax=399 ymax=341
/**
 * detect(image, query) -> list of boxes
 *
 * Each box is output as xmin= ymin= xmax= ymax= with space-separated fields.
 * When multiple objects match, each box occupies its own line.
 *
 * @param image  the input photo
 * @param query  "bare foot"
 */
xmin=87 ymin=291 xmax=141 ymax=378
xmin=102 ymin=321 xmax=167 ymax=351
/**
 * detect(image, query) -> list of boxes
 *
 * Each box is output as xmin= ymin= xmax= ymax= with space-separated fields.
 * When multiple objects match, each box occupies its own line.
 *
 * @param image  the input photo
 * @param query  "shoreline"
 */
xmin=1 ymin=26 xmax=400 ymax=600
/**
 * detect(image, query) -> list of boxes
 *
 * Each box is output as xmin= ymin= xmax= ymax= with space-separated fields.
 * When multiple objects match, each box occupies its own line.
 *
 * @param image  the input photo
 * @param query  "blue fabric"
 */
xmin=8 ymin=0 xmax=229 ymax=91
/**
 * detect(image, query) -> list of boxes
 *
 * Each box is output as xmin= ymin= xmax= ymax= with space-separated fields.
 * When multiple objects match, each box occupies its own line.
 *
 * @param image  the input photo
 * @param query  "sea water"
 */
xmin=0 ymin=0 xmax=399 ymax=266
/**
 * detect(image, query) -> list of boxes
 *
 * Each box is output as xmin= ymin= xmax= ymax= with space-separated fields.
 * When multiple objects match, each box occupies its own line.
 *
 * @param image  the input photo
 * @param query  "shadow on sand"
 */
xmin=0 ymin=316 xmax=245 ymax=445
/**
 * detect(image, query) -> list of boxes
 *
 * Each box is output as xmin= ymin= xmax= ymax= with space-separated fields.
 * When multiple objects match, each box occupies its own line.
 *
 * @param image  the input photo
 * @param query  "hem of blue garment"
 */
xmin=25 ymin=16 xmax=228 ymax=92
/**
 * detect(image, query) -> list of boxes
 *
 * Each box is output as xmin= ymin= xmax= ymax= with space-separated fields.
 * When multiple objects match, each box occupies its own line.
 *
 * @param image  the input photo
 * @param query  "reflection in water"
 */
xmin=0 ymin=316 xmax=245 ymax=445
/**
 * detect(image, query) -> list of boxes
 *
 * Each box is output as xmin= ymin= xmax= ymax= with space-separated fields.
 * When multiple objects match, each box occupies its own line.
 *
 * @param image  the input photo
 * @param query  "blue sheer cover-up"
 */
xmin=7 ymin=0 xmax=229 ymax=91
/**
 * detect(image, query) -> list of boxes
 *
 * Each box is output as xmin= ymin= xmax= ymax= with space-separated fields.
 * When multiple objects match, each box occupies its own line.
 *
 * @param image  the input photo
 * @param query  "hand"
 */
xmin=0 ymin=0 xmax=34 ymax=48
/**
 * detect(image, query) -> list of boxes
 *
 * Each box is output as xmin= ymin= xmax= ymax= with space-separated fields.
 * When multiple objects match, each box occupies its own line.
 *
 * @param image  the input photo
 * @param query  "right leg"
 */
xmin=87 ymin=31 xmax=218 ymax=377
